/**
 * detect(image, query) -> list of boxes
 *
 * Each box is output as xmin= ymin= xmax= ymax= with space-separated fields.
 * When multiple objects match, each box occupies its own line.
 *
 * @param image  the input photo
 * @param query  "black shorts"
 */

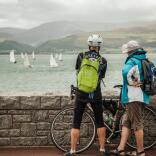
xmin=73 ymin=96 xmax=105 ymax=129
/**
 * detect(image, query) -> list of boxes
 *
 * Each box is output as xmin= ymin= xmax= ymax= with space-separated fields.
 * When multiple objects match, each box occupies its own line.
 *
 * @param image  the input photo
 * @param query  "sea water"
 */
xmin=0 ymin=53 xmax=156 ymax=96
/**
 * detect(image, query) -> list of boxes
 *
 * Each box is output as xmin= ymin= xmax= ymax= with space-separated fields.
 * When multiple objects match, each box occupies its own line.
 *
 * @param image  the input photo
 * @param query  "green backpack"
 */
xmin=77 ymin=53 xmax=101 ymax=93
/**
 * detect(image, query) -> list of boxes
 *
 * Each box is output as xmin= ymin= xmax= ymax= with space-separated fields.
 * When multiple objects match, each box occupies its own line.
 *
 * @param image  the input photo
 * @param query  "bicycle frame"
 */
xmin=86 ymin=97 xmax=125 ymax=144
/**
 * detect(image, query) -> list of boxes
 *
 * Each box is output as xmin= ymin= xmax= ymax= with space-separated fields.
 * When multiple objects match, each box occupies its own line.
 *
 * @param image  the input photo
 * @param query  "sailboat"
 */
xmin=58 ymin=53 xmax=63 ymax=61
xmin=50 ymin=54 xmax=58 ymax=67
xmin=32 ymin=51 xmax=35 ymax=60
xmin=9 ymin=50 xmax=16 ymax=63
xmin=21 ymin=52 xmax=24 ymax=59
xmin=55 ymin=53 xmax=58 ymax=59
xmin=24 ymin=53 xmax=32 ymax=68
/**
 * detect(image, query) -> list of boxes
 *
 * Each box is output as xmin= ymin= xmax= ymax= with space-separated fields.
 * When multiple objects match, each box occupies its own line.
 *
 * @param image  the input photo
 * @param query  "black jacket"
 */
xmin=75 ymin=50 xmax=107 ymax=101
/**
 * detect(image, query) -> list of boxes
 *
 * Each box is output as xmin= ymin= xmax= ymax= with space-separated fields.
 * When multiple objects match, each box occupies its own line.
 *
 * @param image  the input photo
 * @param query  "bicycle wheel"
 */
xmin=51 ymin=107 xmax=96 ymax=154
xmin=127 ymin=106 xmax=156 ymax=149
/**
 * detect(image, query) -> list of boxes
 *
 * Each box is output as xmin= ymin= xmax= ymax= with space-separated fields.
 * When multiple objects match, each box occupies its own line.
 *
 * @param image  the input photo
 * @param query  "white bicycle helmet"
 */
xmin=87 ymin=34 xmax=103 ymax=47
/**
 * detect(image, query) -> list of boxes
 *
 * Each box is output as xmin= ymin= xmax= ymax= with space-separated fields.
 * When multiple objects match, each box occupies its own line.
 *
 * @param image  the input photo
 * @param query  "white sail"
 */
xmin=55 ymin=53 xmax=58 ymax=59
xmin=50 ymin=54 xmax=58 ymax=67
xmin=50 ymin=54 xmax=53 ymax=66
xmin=10 ymin=50 xmax=16 ymax=63
xmin=58 ymin=53 xmax=63 ymax=61
xmin=32 ymin=51 xmax=35 ymax=60
xmin=21 ymin=52 xmax=24 ymax=59
xmin=24 ymin=53 xmax=32 ymax=68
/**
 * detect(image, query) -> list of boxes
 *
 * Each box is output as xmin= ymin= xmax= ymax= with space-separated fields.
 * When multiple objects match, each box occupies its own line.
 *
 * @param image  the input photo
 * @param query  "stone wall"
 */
xmin=0 ymin=95 xmax=155 ymax=147
xmin=0 ymin=96 xmax=71 ymax=146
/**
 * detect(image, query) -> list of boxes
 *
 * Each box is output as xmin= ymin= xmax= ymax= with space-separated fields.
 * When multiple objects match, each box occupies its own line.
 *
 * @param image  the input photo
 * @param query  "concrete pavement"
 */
xmin=0 ymin=147 xmax=156 ymax=156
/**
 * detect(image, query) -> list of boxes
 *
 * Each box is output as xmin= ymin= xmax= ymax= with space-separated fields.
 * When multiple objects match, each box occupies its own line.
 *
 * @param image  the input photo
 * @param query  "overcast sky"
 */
xmin=0 ymin=0 xmax=156 ymax=28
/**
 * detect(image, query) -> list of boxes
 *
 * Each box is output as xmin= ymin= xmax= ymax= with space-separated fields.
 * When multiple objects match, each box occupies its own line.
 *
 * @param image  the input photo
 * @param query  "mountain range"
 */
xmin=1 ymin=20 xmax=156 ymax=45
xmin=0 ymin=20 xmax=156 ymax=54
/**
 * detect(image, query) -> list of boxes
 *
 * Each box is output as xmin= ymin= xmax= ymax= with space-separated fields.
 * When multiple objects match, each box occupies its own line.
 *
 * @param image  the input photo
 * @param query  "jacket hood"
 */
xmin=132 ymin=53 xmax=146 ymax=60
xmin=125 ymin=48 xmax=147 ymax=63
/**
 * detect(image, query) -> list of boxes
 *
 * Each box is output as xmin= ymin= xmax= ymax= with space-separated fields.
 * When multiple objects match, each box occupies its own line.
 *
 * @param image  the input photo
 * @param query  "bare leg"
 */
xmin=118 ymin=126 xmax=130 ymax=151
xmin=97 ymin=127 xmax=106 ymax=150
xmin=135 ymin=129 xmax=145 ymax=155
xmin=70 ymin=128 xmax=80 ymax=152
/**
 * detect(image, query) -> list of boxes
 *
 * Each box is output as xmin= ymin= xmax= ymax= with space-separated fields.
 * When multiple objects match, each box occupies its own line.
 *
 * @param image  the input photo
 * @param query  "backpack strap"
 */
xmin=142 ymin=59 xmax=149 ymax=81
xmin=78 ymin=51 xmax=85 ymax=61
xmin=98 ymin=54 xmax=102 ymax=62
xmin=82 ymin=51 xmax=87 ymax=59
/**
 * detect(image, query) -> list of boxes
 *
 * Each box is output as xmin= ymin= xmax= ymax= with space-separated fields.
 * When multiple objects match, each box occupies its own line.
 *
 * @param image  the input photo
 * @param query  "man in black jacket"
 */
xmin=64 ymin=34 xmax=107 ymax=156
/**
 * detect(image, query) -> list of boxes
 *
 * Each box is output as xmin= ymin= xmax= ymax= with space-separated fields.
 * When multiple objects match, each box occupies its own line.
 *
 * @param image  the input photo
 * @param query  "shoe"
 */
xmin=137 ymin=151 xmax=145 ymax=156
xmin=100 ymin=150 xmax=109 ymax=156
xmin=126 ymin=150 xmax=137 ymax=156
xmin=64 ymin=151 xmax=76 ymax=156
xmin=126 ymin=150 xmax=145 ymax=156
xmin=110 ymin=149 xmax=125 ymax=156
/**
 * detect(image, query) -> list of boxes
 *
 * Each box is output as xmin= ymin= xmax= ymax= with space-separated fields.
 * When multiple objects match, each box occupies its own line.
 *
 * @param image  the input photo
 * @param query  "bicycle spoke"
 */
xmin=59 ymin=135 xmax=70 ymax=146
xmin=143 ymin=111 xmax=152 ymax=120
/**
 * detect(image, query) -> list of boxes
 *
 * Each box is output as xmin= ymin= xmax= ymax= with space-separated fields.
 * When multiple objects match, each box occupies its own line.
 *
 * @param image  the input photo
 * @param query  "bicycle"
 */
xmin=51 ymin=85 xmax=156 ymax=154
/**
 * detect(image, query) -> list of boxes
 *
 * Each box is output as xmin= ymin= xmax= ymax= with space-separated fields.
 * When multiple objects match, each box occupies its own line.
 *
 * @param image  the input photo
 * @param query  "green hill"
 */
xmin=0 ymin=40 xmax=34 ymax=54
xmin=37 ymin=29 xmax=156 ymax=53
xmin=37 ymin=35 xmax=86 ymax=52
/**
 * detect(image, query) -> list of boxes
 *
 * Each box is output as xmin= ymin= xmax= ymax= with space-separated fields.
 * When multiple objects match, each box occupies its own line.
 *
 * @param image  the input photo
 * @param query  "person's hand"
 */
xmin=131 ymin=77 xmax=142 ymax=87
xmin=132 ymin=81 xmax=142 ymax=87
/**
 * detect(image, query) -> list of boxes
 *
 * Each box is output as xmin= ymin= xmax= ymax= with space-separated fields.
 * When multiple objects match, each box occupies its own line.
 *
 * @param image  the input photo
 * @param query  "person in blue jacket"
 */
xmin=111 ymin=41 xmax=149 ymax=156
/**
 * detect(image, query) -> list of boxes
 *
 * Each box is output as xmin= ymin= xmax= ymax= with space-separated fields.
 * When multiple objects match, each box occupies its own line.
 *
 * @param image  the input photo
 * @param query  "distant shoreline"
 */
xmin=0 ymin=52 xmax=156 ymax=55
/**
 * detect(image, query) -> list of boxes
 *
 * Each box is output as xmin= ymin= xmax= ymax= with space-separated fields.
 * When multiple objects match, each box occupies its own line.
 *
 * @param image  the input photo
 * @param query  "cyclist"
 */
xmin=64 ymin=34 xmax=108 ymax=156
xmin=111 ymin=41 xmax=149 ymax=156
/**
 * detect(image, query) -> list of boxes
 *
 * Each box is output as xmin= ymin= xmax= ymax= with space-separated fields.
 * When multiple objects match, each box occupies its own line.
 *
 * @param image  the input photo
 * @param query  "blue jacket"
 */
xmin=121 ymin=49 xmax=150 ymax=105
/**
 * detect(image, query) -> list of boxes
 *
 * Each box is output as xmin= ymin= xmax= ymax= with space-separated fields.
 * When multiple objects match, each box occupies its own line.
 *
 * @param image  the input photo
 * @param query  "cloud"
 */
xmin=0 ymin=0 xmax=156 ymax=28
xmin=0 ymin=0 xmax=18 ymax=4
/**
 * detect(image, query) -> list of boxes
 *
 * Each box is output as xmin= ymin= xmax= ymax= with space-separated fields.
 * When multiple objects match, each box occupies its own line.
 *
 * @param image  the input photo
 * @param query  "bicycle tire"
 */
xmin=51 ymin=107 xmax=96 ymax=154
xmin=124 ymin=106 xmax=156 ymax=149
